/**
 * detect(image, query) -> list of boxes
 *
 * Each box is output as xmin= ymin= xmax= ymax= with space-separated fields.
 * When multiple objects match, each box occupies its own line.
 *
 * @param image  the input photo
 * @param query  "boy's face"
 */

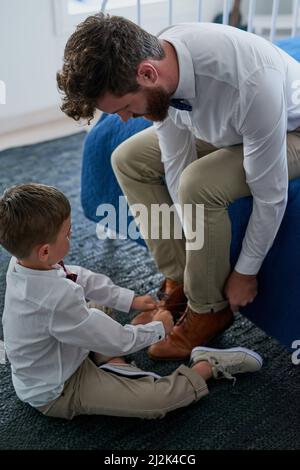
xmin=48 ymin=216 xmax=72 ymax=265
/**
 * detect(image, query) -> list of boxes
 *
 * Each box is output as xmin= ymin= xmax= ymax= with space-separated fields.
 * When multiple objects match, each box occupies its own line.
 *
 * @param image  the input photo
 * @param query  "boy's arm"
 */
xmin=49 ymin=285 xmax=165 ymax=357
xmin=66 ymin=264 xmax=134 ymax=312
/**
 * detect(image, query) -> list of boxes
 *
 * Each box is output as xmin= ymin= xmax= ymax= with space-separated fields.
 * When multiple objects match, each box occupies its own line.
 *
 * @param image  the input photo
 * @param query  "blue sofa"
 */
xmin=81 ymin=37 xmax=300 ymax=349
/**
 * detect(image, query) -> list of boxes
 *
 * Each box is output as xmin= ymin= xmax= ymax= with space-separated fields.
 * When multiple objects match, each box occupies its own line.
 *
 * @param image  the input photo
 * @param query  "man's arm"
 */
xmin=226 ymin=67 xmax=288 ymax=311
xmin=235 ymin=67 xmax=288 ymax=275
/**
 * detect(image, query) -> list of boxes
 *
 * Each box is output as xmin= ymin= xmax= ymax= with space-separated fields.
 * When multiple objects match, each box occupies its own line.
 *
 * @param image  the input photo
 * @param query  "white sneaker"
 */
xmin=190 ymin=346 xmax=263 ymax=384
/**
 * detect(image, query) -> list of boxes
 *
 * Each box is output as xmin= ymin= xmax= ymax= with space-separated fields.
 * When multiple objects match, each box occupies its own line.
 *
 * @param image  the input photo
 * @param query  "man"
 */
xmin=57 ymin=14 xmax=300 ymax=360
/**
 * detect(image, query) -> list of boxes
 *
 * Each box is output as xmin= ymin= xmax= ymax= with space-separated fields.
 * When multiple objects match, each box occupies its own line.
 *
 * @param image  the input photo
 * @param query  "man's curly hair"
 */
xmin=56 ymin=13 xmax=165 ymax=123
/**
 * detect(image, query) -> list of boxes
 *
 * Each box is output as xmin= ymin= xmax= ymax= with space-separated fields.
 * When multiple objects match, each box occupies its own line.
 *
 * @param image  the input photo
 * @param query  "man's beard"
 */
xmin=142 ymin=87 xmax=171 ymax=122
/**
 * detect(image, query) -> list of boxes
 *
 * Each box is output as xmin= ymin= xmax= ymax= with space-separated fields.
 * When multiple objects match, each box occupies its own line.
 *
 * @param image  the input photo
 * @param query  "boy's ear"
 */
xmin=37 ymin=244 xmax=50 ymax=262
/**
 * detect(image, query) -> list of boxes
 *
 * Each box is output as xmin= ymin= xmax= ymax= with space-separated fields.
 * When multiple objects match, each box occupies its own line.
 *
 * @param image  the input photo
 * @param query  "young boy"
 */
xmin=0 ymin=183 xmax=263 ymax=420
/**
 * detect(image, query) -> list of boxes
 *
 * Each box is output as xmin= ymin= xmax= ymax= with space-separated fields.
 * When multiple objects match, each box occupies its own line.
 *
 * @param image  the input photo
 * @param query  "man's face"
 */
xmin=97 ymin=86 xmax=171 ymax=122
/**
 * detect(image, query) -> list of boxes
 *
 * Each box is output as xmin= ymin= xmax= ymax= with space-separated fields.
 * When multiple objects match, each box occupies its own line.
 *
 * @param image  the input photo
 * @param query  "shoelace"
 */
xmin=210 ymin=357 xmax=237 ymax=386
xmin=175 ymin=310 xmax=188 ymax=326
xmin=175 ymin=308 xmax=199 ymax=328
xmin=156 ymin=280 xmax=187 ymax=319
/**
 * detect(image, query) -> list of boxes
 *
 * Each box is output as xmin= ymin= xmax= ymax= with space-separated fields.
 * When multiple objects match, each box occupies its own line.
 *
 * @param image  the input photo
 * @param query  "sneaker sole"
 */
xmin=191 ymin=346 xmax=263 ymax=368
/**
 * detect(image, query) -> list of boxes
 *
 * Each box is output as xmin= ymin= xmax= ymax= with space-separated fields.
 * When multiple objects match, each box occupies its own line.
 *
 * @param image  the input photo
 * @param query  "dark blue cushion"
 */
xmin=81 ymin=114 xmax=152 ymax=246
xmin=276 ymin=36 xmax=300 ymax=62
xmin=81 ymin=37 xmax=300 ymax=349
xmin=228 ymin=182 xmax=300 ymax=349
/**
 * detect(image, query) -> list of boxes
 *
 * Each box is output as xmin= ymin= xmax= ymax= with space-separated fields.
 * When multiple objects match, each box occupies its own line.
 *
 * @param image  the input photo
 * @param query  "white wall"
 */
xmin=0 ymin=0 xmax=69 ymax=131
xmin=1 ymin=0 xmax=291 ymax=135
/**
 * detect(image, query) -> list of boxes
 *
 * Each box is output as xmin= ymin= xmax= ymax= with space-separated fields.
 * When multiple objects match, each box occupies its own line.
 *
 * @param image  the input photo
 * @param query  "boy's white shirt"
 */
xmin=2 ymin=257 xmax=165 ymax=407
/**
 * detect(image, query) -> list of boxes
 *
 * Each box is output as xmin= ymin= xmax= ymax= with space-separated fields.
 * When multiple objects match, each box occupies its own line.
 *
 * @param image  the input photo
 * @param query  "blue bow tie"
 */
xmin=170 ymin=99 xmax=192 ymax=112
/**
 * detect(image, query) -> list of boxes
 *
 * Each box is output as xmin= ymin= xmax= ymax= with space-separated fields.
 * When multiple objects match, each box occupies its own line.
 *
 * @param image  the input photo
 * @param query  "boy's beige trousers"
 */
xmin=38 ymin=357 xmax=208 ymax=419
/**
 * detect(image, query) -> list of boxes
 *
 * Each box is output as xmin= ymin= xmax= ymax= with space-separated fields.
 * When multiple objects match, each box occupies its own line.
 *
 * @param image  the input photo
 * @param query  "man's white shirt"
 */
xmin=2 ymin=258 xmax=165 ymax=407
xmin=156 ymin=23 xmax=300 ymax=274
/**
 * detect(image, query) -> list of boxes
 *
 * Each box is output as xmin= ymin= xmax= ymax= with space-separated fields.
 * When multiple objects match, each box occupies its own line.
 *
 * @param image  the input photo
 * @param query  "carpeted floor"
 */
xmin=0 ymin=133 xmax=299 ymax=450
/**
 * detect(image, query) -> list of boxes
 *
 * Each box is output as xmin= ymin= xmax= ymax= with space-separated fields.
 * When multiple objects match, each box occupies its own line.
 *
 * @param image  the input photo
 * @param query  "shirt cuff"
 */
xmin=114 ymin=287 xmax=135 ymax=312
xmin=234 ymin=252 xmax=263 ymax=275
xmin=146 ymin=321 xmax=166 ymax=344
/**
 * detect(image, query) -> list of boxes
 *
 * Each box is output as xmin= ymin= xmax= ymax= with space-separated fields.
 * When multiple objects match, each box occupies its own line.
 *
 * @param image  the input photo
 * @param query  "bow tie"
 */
xmin=58 ymin=260 xmax=78 ymax=283
xmin=170 ymin=99 xmax=192 ymax=112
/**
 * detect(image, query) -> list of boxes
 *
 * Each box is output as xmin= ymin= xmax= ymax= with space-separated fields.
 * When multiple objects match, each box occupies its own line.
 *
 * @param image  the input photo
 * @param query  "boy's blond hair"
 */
xmin=0 ymin=183 xmax=71 ymax=259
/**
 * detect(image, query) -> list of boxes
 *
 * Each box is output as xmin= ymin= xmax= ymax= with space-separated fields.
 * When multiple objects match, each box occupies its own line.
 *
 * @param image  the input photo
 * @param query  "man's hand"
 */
xmin=224 ymin=270 xmax=257 ymax=313
xmin=131 ymin=295 xmax=157 ymax=311
xmin=153 ymin=309 xmax=174 ymax=335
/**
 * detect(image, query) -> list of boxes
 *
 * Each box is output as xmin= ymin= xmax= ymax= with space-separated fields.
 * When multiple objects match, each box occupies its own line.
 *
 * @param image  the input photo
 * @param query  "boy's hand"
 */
xmin=131 ymin=295 xmax=157 ymax=311
xmin=153 ymin=309 xmax=174 ymax=336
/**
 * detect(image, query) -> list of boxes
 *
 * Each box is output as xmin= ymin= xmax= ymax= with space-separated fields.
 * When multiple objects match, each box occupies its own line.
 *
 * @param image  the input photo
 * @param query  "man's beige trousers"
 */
xmin=112 ymin=126 xmax=300 ymax=313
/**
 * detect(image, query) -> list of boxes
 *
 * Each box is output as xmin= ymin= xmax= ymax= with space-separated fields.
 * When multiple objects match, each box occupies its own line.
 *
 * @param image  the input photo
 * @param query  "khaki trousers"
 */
xmin=112 ymin=126 xmax=300 ymax=313
xmin=37 ymin=358 xmax=208 ymax=420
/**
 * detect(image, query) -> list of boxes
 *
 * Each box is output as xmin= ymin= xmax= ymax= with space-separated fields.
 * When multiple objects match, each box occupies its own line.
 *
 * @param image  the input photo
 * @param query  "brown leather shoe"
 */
xmin=131 ymin=278 xmax=187 ymax=325
xmin=148 ymin=306 xmax=234 ymax=360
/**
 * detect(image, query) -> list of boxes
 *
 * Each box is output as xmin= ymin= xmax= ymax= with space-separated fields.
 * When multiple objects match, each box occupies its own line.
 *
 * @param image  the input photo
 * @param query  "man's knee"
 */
xmin=178 ymin=162 xmax=214 ymax=205
xmin=111 ymin=139 xmax=134 ymax=176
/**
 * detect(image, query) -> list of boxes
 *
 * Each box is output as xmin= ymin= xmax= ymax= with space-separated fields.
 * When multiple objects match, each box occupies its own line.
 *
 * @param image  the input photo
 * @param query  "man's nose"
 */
xmin=118 ymin=111 xmax=132 ymax=122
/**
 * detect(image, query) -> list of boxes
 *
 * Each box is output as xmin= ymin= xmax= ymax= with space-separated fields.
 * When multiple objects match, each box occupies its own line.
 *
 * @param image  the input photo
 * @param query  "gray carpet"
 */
xmin=0 ymin=132 xmax=299 ymax=450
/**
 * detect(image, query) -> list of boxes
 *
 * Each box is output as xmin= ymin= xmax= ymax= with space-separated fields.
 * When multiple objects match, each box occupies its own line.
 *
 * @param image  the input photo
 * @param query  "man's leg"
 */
xmin=111 ymin=126 xmax=218 ymax=283
xmin=112 ymin=126 xmax=185 ymax=283
xmin=181 ymin=127 xmax=300 ymax=313
xmin=149 ymin=128 xmax=300 ymax=359
xmin=179 ymin=144 xmax=247 ymax=313
xmin=112 ymin=126 xmax=217 ymax=323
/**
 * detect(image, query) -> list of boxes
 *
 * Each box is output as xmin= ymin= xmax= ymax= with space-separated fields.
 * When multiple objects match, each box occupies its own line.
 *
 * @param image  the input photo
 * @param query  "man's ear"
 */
xmin=136 ymin=61 xmax=159 ymax=87
xmin=37 ymin=244 xmax=50 ymax=262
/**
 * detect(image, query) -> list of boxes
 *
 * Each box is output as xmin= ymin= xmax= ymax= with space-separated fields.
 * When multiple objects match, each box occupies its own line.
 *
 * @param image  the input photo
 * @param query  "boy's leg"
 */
xmin=38 ymin=357 xmax=208 ymax=420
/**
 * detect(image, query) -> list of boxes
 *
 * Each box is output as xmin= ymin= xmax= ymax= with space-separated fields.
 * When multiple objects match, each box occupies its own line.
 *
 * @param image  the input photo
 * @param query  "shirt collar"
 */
xmin=13 ymin=259 xmax=64 ymax=278
xmin=160 ymin=37 xmax=196 ymax=100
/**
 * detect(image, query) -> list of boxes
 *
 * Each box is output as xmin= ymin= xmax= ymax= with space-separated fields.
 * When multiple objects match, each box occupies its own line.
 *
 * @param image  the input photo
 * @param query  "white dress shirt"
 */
xmin=156 ymin=23 xmax=300 ymax=274
xmin=2 ymin=257 xmax=165 ymax=407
